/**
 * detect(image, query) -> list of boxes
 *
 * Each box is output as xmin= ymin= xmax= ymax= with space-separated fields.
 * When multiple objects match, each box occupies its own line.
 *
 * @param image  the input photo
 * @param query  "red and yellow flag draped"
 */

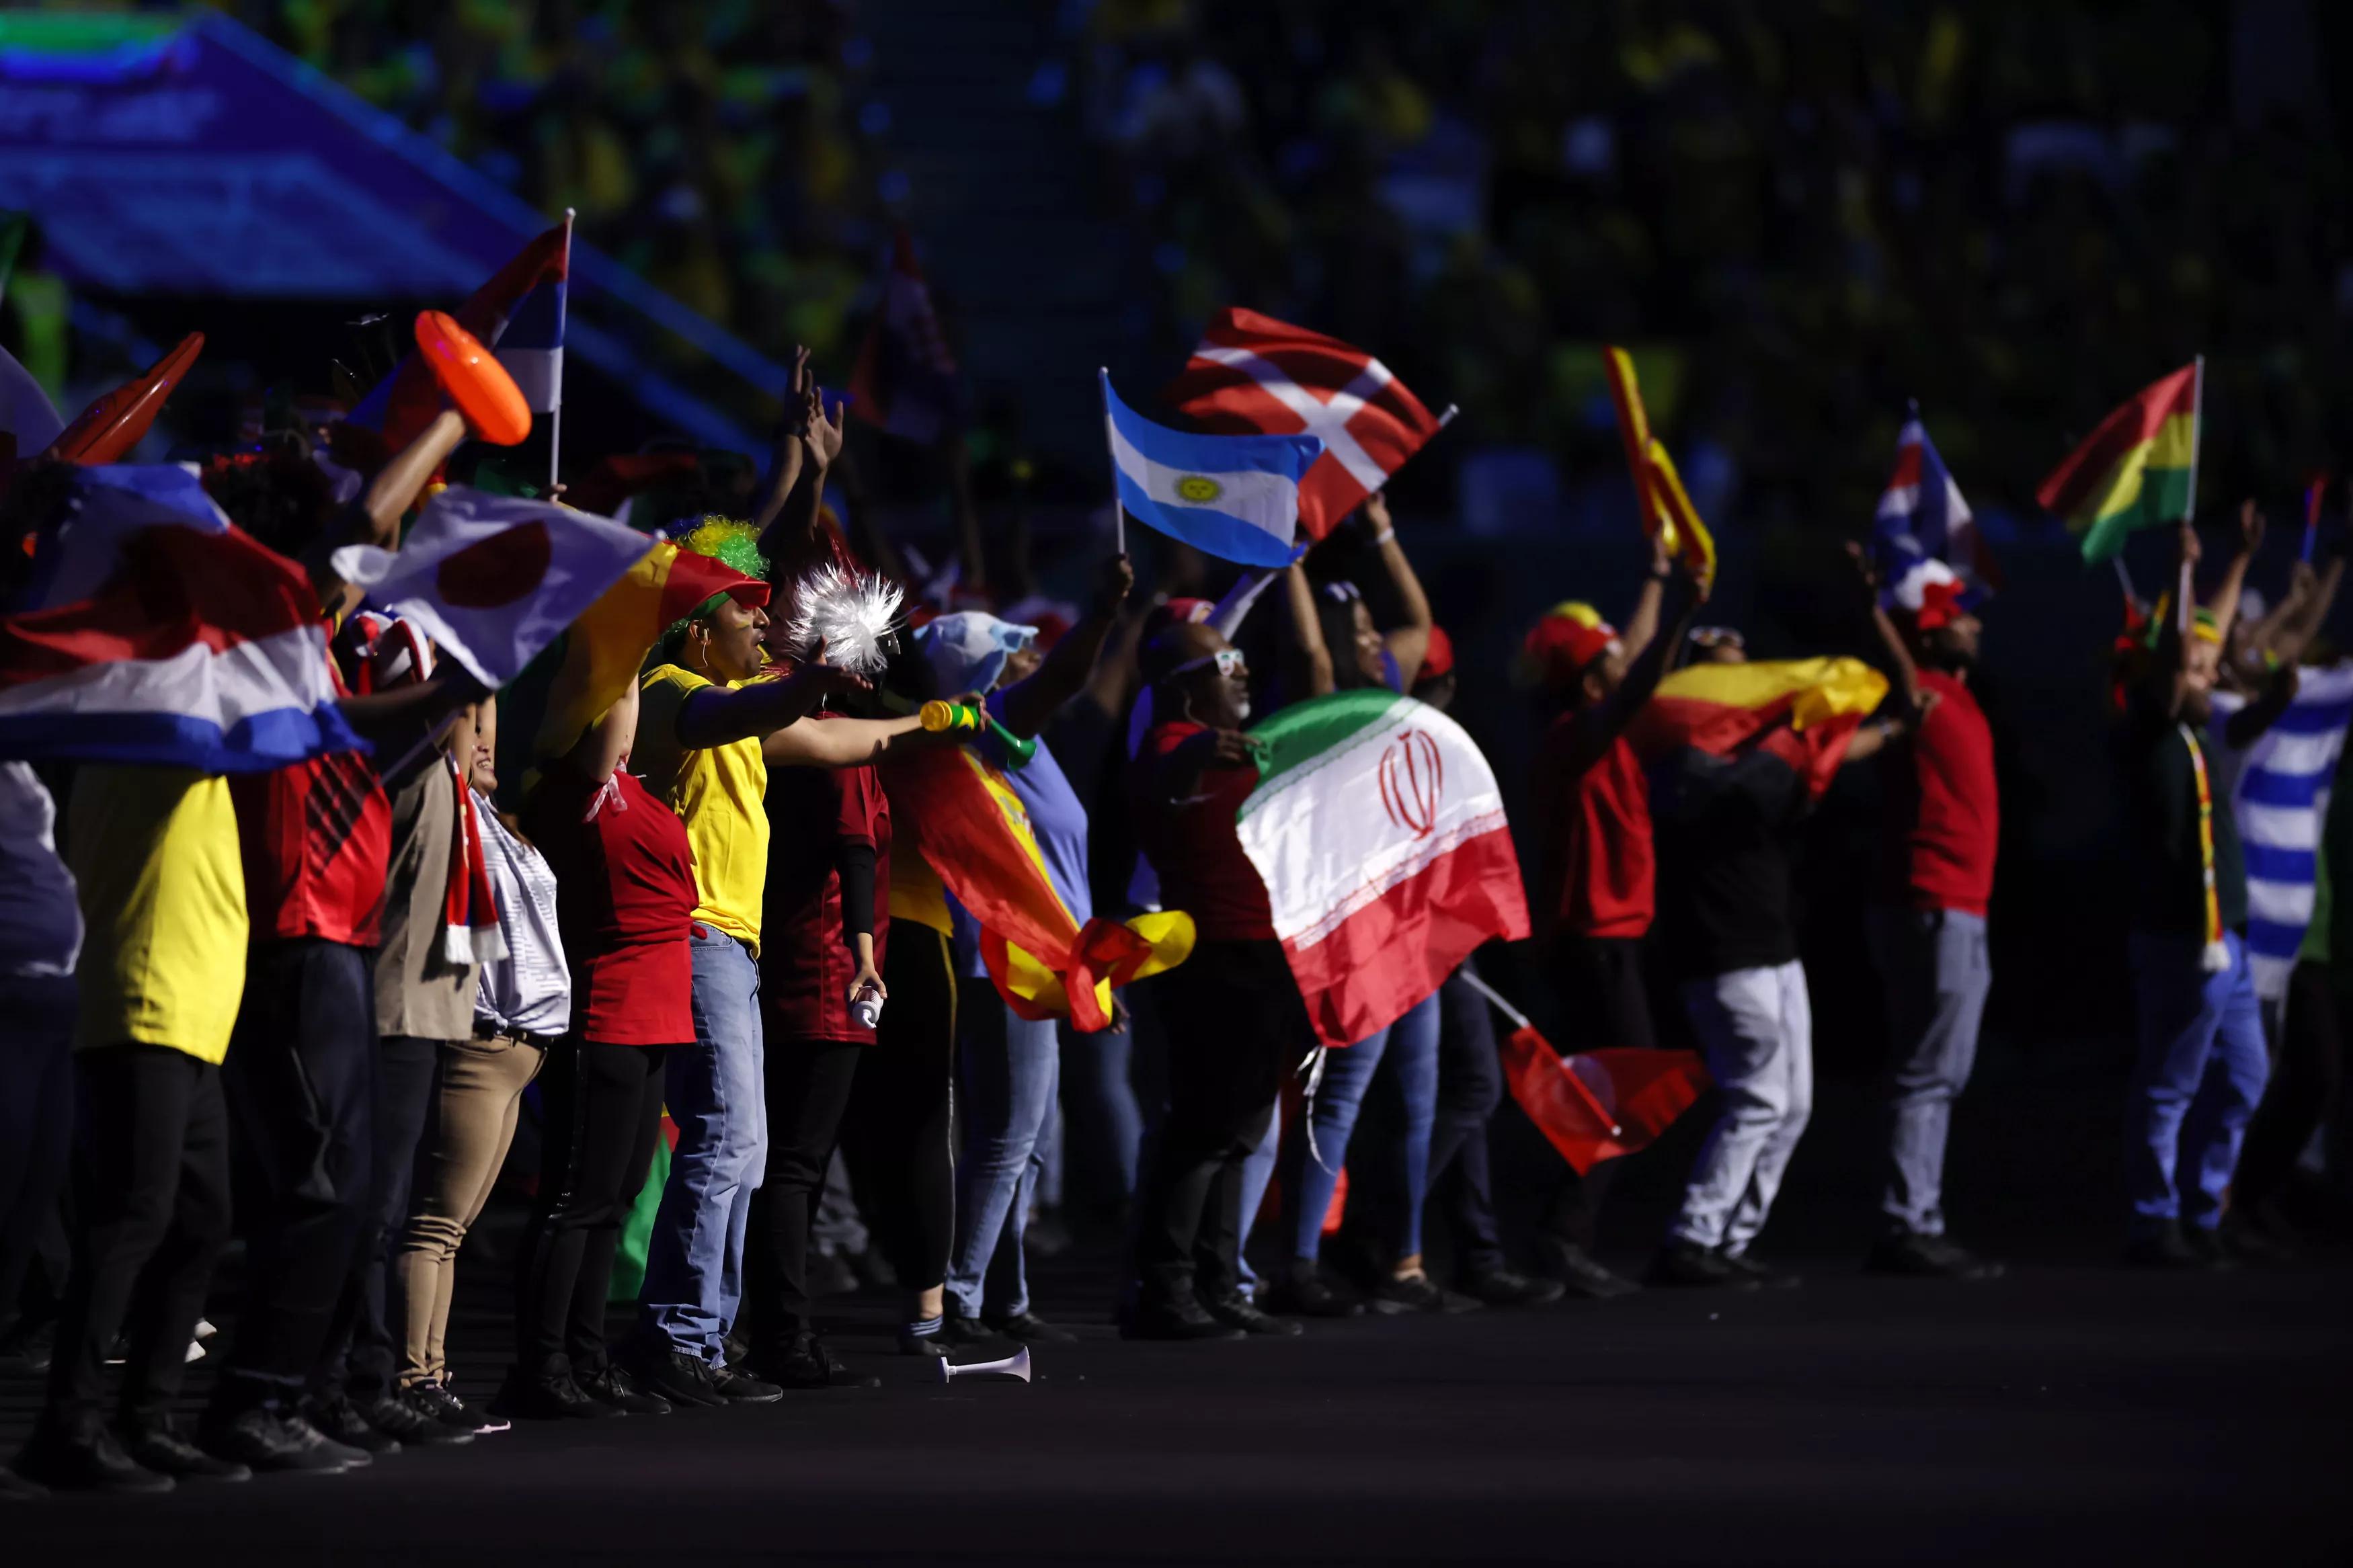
xmin=881 ymin=747 xmax=1191 ymax=1032
xmin=1630 ymin=657 xmax=1888 ymax=800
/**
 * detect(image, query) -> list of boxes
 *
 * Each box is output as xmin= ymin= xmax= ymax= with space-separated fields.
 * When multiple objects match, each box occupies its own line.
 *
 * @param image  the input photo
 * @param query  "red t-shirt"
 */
xmin=231 ymin=667 xmax=393 ymax=946
xmin=1881 ymin=669 xmax=1998 ymax=916
xmin=1130 ymin=720 xmax=1273 ymax=943
xmin=762 ymin=740 xmax=891 ymax=1044
xmin=1536 ymin=720 xmax=1654 ymax=942
xmin=522 ymin=762 xmax=697 ymax=1045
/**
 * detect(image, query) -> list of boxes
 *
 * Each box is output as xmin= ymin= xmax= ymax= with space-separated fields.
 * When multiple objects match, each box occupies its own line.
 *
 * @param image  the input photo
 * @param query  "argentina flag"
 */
xmin=1101 ymin=370 xmax=1322 ymax=567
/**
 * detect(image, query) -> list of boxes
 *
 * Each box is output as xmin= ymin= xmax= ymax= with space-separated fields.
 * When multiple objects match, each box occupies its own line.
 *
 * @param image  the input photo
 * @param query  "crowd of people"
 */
xmin=1 ymin=330 xmax=2347 ymax=1505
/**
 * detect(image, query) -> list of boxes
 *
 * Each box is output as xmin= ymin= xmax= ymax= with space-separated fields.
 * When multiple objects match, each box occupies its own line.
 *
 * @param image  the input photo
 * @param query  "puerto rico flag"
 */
xmin=0 ymin=466 xmax=360 ymax=772
xmin=1164 ymin=308 xmax=1446 ymax=540
xmin=1874 ymin=409 xmax=1998 ymax=616
xmin=848 ymin=228 xmax=962 ymax=446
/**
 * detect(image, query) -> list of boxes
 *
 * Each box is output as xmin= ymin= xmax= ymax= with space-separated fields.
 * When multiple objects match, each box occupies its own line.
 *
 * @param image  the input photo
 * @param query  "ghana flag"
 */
xmin=2037 ymin=360 xmax=2202 ymax=563
xmin=1236 ymin=690 xmax=1529 ymax=1048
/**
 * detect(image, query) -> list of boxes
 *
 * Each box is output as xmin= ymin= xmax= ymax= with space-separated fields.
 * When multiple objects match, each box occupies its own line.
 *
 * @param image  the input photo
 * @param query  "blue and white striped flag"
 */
xmin=1101 ymin=370 xmax=1322 ymax=567
xmin=2213 ymin=661 xmax=2353 ymax=999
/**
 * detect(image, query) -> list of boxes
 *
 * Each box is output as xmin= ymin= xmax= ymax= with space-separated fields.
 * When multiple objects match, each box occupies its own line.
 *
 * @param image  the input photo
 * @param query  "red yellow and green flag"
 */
xmin=2036 ymin=360 xmax=2202 ymax=563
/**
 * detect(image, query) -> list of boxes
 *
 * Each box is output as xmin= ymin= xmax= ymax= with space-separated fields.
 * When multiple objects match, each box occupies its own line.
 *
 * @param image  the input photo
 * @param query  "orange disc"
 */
xmin=413 ymin=310 xmax=531 ymax=446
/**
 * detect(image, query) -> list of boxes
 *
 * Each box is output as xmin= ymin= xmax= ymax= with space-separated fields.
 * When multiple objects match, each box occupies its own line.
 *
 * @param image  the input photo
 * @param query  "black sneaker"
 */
xmin=935 ymin=1312 xmax=998 ymax=1350
xmin=1458 ymin=1267 xmax=1567 ymax=1307
xmin=302 ymin=1391 xmax=402 ymax=1455
xmin=752 ymin=1332 xmax=880 ymax=1391
xmin=1717 ymin=1249 xmax=1801 ymax=1288
xmin=1121 ymin=1298 xmax=1248 ymax=1342
xmin=200 ymin=1407 xmax=369 ymax=1475
xmin=2126 ymin=1222 xmax=2213 ymax=1270
xmin=1265 ymin=1261 xmax=1365 ymax=1319
xmin=1866 ymin=1232 xmax=2005 ymax=1281
xmin=489 ymin=1364 xmax=615 ymax=1421
xmin=15 ymin=1418 xmax=173 ymax=1493
xmin=362 ymin=1393 xmax=475 ymax=1446
xmin=0 ymin=1318 xmax=54 ymax=1377
xmin=411 ymin=1380 xmax=503 ymax=1435
xmin=122 ymin=1418 xmax=253 ymax=1481
xmin=626 ymin=1346 xmax=729 ymax=1409
xmin=985 ymin=1311 xmax=1078 ymax=1345
xmin=1201 ymin=1292 xmax=1304 ymax=1337
xmin=577 ymin=1362 xmax=672 ymax=1415
xmin=896 ymin=1324 xmax=951 ymax=1359
xmin=1371 ymin=1273 xmax=1478 ymax=1315
xmin=709 ymin=1365 xmax=784 ymax=1404
xmin=1648 ymin=1239 xmax=1761 ymax=1290
xmin=1542 ymin=1239 xmax=1644 ymax=1301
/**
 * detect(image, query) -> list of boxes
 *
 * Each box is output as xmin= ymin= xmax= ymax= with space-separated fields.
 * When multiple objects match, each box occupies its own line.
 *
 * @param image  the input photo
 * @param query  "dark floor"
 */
xmin=5 ymin=1247 xmax=2349 ymax=1566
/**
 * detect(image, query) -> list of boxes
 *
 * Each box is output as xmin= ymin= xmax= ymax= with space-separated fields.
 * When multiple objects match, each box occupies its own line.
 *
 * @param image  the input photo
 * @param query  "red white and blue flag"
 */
xmin=1874 ymin=409 xmax=1997 ymax=622
xmin=0 ymin=465 xmax=360 ymax=772
xmin=847 ymin=229 xmax=962 ymax=446
xmin=1164 ymin=308 xmax=1446 ymax=541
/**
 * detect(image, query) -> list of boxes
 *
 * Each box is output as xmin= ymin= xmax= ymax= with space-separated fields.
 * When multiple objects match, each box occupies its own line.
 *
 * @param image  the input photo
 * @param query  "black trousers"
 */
xmin=214 ymin=939 xmax=378 ymax=1405
xmin=0 ymin=974 xmax=77 ymax=1334
xmin=839 ymin=925 xmax=957 ymax=1295
xmin=514 ymin=1039 xmax=671 ymax=1373
xmin=1133 ymin=939 xmax=1306 ymax=1309
xmin=47 ymin=1044 xmax=232 ymax=1430
xmin=317 ymin=1032 xmax=441 ymax=1401
xmin=1542 ymin=935 xmax=1656 ymax=1251
xmin=1427 ymin=962 xmax=1507 ymax=1276
xmin=746 ymin=1038 xmax=863 ymax=1346
xmin=2236 ymin=960 xmax=2345 ymax=1215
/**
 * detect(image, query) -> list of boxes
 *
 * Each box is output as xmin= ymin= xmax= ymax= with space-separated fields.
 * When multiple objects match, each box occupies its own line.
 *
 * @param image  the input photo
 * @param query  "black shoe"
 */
xmin=489 ymin=1364 xmax=616 ymax=1421
xmin=122 ymin=1418 xmax=253 ymax=1481
xmin=1717 ymin=1250 xmax=1801 ymax=1289
xmin=2125 ymin=1222 xmax=2213 ymax=1270
xmin=360 ymin=1393 xmax=475 ymax=1446
xmin=1458 ymin=1267 xmax=1566 ymax=1307
xmin=1542 ymin=1239 xmax=1644 ymax=1301
xmin=709 ymin=1365 xmax=783 ymax=1403
xmin=301 ymin=1391 xmax=402 ymax=1455
xmin=1371 ymin=1273 xmax=1480 ymax=1315
xmin=935 ymin=1312 xmax=998 ymax=1350
xmin=2178 ymin=1223 xmax=2240 ymax=1272
xmin=1201 ymin=1292 xmax=1304 ymax=1337
xmin=1866 ymin=1232 xmax=2005 ymax=1281
xmin=752 ymin=1332 xmax=880 ymax=1390
xmin=1265 ymin=1261 xmax=1365 ymax=1319
xmin=625 ymin=1346 xmax=729 ymax=1409
xmin=411 ymin=1380 xmax=501 ymax=1435
xmin=1121 ymin=1298 xmax=1248 ymax=1342
xmin=897 ymin=1324 xmax=951 ymax=1359
xmin=199 ymin=1407 xmax=368 ymax=1475
xmin=576 ymin=1362 xmax=671 ymax=1415
xmin=0 ymin=1318 xmax=54 ymax=1377
xmin=806 ymin=1249 xmax=861 ymax=1298
xmin=1648 ymin=1239 xmax=1761 ymax=1290
xmin=15 ymin=1419 xmax=173 ymax=1493
xmin=721 ymin=1331 xmax=750 ymax=1368
xmin=985 ymin=1311 xmax=1078 ymax=1345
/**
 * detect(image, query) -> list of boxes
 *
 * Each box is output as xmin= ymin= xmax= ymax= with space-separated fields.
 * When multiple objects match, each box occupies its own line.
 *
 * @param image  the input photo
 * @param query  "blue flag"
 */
xmin=1102 ymin=370 xmax=1322 ymax=567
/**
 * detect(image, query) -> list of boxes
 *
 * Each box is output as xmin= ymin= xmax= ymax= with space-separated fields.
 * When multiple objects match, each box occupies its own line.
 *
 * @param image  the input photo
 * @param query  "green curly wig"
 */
xmin=660 ymin=515 xmax=770 ymax=655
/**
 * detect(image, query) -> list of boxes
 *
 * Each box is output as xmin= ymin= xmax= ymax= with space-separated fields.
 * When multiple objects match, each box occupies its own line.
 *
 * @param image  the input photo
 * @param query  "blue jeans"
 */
xmin=946 ymin=998 xmax=1060 ymax=1319
xmin=1060 ymin=1020 xmax=1142 ymax=1217
xmin=1279 ymin=992 xmax=1441 ymax=1262
xmin=1867 ymin=908 xmax=1991 ymax=1237
xmin=2126 ymin=930 xmax=2269 ymax=1234
xmin=1234 ymin=1110 xmax=1280 ymax=1290
xmin=637 ymin=926 xmax=766 ymax=1361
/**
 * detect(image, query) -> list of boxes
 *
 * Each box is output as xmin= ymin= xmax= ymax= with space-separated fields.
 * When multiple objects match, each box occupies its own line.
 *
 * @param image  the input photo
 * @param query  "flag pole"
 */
xmin=1451 ymin=966 xmax=1532 ymax=1032
xmin=548 ymin=209 xmax=574 ymax=496
xmin=2180 ymin=354 xmax=2204 ymax=636
xmin=1435 ymin=403 xmax=1460 ymax=431
xmin=1099 ymin=366 xmax=1124 ymax=555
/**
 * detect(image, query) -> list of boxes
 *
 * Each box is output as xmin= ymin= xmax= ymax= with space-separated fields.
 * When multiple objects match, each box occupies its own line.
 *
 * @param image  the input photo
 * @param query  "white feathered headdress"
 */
xmin=778 ymin=562 xmax=905 ymax=677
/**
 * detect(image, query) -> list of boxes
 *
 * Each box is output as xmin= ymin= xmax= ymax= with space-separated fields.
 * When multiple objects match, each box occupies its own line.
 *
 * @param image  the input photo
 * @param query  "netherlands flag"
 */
xmin=0 ymin=466 xmax=361 ymax=772
xmin=1874 ymin=409 xmax=1998 ymax=614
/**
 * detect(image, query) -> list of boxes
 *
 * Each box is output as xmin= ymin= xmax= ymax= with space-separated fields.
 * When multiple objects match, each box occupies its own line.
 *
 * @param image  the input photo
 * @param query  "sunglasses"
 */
xmin=1172 ymin=647 xmax=1248 ymax=680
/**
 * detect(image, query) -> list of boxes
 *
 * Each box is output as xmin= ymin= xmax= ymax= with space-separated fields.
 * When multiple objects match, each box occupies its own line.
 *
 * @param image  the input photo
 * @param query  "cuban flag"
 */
xmin=1102 ymin=370 xmax=1322 ymax=569
xmin=0 ymin=466 xmax=360 ymax=772
xmin=1163 ymin=308 xmax=1447 ymax=540
xmin=1874 ymin=409 xmax=1998 ymax=618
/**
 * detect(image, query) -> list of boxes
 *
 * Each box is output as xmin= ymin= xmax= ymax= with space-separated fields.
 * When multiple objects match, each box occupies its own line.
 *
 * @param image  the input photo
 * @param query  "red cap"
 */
xmin=1420 ymin=624 xmax=1455 ymax=681
xmin=1521 ymin=602 xmax=1619 ymax=687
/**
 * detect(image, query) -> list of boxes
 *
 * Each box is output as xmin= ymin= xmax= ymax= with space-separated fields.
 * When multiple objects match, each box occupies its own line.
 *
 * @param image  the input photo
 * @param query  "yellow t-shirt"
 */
xmin=636 ymin=664 xmax=770 ymax=952
xmin=68 ymin=766 xmax=247 ymax=1063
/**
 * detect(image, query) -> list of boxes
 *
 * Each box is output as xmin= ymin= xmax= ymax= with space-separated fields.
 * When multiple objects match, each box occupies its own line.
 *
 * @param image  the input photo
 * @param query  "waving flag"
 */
xmin=2213 ymin=662 xmax=2353 ymax=1001
xmin=494 ymin=214 xmax=569 ymax=415
xmin=1102 ymin=370 xmax=1322 ymax=568
xmin=1875 ymin=408 xmax=1997 ymax=614
xmin=1600 ymin=347 xmax=1716 ymax=585
xmin=1163 ymin=308 xmax=1445 ymax=539
xmin=1632 ymin=657 xmax=1889 ymax=801
xmin=1236 ymin=690 xmax=1529 ymax=1047
xmin=0 ymin=465 xmax=359 ymax=771
xmin=2038 ymin=360 xmax=2202 ymax=563
xmin=847 ymin=228 xmax=962 ymax=446
xmin=330 ymin=487 xmax=656 ymax=690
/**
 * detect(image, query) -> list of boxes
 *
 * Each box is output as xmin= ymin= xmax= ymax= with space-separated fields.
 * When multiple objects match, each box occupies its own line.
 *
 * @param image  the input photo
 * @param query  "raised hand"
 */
xmin=1092 ymin=552 xmax=1136 ymax=617
xmin=1362 ymin=490 xmax=1393 ymax=539
xmin=804 ymin=387 xmax=846 ymax=470
xmin=2237 ymin=498 xmax=2266 ymax=556
xmin=1843 ymin=539 xmax=1880 ymax=595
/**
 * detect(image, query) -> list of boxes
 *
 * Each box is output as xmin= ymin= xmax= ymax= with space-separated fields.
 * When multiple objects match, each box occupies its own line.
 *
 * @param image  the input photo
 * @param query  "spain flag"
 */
xmin=1630 ymin=657 xmax=1889 ymax=800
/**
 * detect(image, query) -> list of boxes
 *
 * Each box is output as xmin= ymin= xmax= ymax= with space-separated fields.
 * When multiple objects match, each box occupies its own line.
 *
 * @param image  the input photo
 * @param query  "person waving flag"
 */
xmin=1101 ymin=370 xmax=1322 ymax=567
xmin=1875 ymin=406 xmax=1997 ymax=615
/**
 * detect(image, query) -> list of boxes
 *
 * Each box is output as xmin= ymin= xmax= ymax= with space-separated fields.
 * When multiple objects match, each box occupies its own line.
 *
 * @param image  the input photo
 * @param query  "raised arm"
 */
xmin=1285 ymin=562 xmax=1338 ymax=698
xmin=674 ymin=661 xmax=870 ymax=751
xmin=1619 ymin=534 xmax=1671 ymax=666
xmin=762 ymin=712 xmax=930 ymax=768
xmin=305 ymin=408 xmax=471 ymax=620
xmin=2270 ymin=556 xmax=2344 ymax=667
xmin=748 ymin=350 xmax=811 ymax=538
xmin=2202 ymin=500 xmax=2265 ymax=649
xmin=1844 ymin=542 xmax=1922 ymax=712
xmin=2154 ymin=519 xmax=2202 ymax=720
xmin=1361 ymin=493 xmax=1433 ymax=688
xmin=998 ymin=554 xmax=1136 ymax=739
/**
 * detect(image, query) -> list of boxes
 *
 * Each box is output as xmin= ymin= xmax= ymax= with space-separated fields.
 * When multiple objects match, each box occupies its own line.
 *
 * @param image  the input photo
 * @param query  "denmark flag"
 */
xmin=1163 ymin=308 xmax=1445 ymax=541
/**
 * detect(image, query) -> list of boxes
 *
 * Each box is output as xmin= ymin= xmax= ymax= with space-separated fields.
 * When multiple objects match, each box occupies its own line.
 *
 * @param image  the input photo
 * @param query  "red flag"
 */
xmin=43 ymin=333 xmax=204 ymax=466
xmin=1500 ymin=1026 xmax=1709 ymax=1175
xmin=1163 ymin=307 xmax=1444 ymax=541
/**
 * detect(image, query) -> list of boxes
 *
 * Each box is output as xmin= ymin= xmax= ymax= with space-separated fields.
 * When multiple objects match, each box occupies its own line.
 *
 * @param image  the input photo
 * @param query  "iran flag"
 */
xmin=1164 ymin=308 xmax=1446 ymax=541
xmin=1236 ymin=690 xmax=1529 ymax=1046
